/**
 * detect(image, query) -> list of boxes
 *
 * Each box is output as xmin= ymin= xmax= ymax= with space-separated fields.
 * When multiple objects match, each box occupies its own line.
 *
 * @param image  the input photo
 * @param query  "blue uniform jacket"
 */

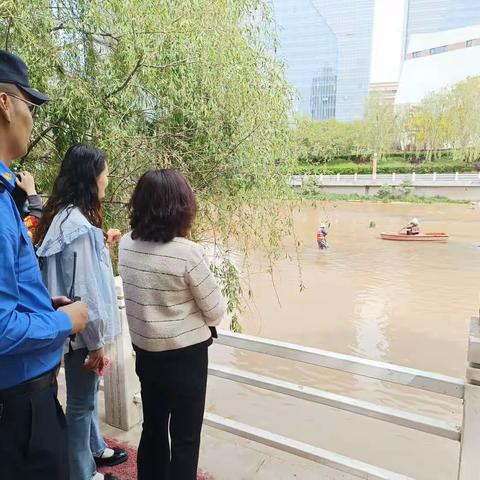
xmin=0 ymin=161 xmax=71 ymax=389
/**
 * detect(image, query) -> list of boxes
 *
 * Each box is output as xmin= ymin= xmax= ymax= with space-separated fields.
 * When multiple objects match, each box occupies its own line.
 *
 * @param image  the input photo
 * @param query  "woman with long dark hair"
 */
xmin=35 ymin=144 xmax=125 ymax=480
xmin=119 ymin=169 xmax=227 ymax=480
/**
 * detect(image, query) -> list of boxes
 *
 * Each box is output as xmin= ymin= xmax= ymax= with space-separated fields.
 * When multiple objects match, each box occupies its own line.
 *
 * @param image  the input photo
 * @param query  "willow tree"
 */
xmin=405 ymin=91 xmax=451 ymax=161
xmin=446 ymin=77 xmax=480 ymax=162
xmin=0 ymin=0 xmax=294 ymax=329
xmin=361 ymin=92 xmax=397 ymax=160
xmin=292 ymin=117 xmax=362 ymax=164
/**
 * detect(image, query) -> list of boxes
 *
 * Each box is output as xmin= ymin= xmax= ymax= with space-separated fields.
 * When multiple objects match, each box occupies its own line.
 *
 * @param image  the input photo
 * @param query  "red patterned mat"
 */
xmin=99 ymin=438 xmax=215 ymax=480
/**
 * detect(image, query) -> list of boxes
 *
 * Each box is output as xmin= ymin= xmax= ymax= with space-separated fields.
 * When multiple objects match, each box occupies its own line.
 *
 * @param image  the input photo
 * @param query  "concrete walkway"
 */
xmin=102 ymin=420 xmax=355 ymax=480
xmin=57 ymin=375 xmax=355 ymax=480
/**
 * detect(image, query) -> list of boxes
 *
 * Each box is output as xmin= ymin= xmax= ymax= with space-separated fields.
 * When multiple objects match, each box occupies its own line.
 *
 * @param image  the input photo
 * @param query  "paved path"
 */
xmin=57 ymin=375 xmax=356 ymax=480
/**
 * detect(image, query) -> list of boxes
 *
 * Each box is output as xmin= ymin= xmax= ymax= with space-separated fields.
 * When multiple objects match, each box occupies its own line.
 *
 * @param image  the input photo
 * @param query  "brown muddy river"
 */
xmin=207 ymin=201 xmax=480 ymax=479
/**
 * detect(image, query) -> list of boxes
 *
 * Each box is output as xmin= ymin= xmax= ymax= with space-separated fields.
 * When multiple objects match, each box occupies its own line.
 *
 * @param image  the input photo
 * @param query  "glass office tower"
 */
xmin=271 ymin=0 xmax=375 ymax=122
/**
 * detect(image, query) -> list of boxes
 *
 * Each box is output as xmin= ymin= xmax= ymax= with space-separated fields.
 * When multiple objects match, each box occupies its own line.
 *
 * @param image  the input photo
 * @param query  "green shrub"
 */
xmin=293 ymin=160 xmax=477 ymax=175
xmin=302 ymin=150 xmax=465 ymax=165
xmin=376 ymin=184 xmax=395 ymax=199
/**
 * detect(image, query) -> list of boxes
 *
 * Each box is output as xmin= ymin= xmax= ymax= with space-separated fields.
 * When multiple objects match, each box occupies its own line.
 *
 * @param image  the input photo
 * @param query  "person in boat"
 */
xmin=406 ymin=218 xmax=420 ymax=235
xmin=317 ymin=224 xmax=328 ymax=249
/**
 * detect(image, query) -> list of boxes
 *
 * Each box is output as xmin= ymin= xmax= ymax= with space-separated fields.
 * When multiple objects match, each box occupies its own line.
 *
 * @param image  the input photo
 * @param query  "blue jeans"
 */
xmin=65 ymin=348 xmax=107 ymax=480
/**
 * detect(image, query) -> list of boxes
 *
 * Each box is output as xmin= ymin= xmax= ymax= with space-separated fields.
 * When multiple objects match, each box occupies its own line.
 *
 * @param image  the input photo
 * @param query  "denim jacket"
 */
xmin=36 ymin=206 xmax=121 ymax=352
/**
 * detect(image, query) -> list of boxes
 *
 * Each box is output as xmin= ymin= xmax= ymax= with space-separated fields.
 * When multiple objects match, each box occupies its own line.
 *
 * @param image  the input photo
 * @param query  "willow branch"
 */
xmin=50 ymin=23 xmax=65 ymax=33
xmin=143 ymin=59 xmax=196 ymax=69
xmin=105 ymin=56 xmax=143 ymax=99
xmin=4 ymin=17 xmax=12 ymax=50
xmin=90 ymin=31 xmax=121 ymax=42
xmin=198 ymin=123 xmax=261 ymax=187
xmin=20 ymin=124 xmax=56 ymax=166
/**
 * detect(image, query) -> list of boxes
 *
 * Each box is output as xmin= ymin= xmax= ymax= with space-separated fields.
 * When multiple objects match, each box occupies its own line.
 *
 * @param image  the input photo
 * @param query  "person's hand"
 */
xmin=52 ymin=296 xmax=72 ymax=309
xmin=59 ymin=301 xmax=88 ymax=334
xmin=106 ymin=228 xmax=121 ymax=246
xmin=84 ymin=348 xmax=105 ymax=372
xmin=15 ymin=171 xmax=37 ymax=196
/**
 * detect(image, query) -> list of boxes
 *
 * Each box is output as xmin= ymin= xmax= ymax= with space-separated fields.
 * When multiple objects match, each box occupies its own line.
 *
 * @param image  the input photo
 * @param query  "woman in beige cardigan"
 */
xmin=119 ymin=169 xmax=227 ymax=480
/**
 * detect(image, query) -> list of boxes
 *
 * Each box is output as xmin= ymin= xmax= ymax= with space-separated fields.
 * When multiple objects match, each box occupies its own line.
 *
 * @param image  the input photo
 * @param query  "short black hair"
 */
xmin=129 ymin=169 xmax=197 ymax=243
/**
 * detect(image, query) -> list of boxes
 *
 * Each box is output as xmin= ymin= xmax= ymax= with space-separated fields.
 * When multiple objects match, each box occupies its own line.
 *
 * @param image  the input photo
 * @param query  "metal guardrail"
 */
xmin=107 ymin=281 xmax=480 ymax=480
xmin=204 ymin=330 xmax=471 ymax=479
xmin=214 ymin=330 xmax=464 ymax=398
xmin=291 ymin=173 xmax=480 ymax=186
xmin=208 ymin=363 xmax=460 ymax=440
xmin=203 ymin=413 xmax=414 ymax=480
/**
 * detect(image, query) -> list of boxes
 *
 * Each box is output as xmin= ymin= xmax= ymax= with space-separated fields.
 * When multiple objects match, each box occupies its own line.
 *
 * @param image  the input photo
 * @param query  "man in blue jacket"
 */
xmin=0 ymin=50 xmax=89 ymax=480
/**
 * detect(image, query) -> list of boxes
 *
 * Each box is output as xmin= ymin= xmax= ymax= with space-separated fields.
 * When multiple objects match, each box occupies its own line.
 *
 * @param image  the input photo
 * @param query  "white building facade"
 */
xmin=396 ymin=24 xmax=480 ymax=105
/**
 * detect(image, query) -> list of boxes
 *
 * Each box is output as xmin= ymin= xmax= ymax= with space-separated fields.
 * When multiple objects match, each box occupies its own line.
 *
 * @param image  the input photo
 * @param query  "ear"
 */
xmin=0 ymin=92 xmax=12 ymax=123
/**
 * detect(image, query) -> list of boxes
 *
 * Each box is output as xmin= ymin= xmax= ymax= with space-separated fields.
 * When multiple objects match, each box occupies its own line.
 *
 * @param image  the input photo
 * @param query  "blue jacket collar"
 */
xmin=0 ymin=160 xmax=16 ymax=192
xmin=36 ymin=206 xmax=105 ymax=258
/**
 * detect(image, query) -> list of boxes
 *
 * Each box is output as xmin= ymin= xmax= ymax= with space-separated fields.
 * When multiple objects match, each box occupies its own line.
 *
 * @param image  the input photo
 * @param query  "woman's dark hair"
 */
xmin=129 ymin=169 xmax=196 ymax=243
xmin=34 ymin=143 xmax=107 ymax=245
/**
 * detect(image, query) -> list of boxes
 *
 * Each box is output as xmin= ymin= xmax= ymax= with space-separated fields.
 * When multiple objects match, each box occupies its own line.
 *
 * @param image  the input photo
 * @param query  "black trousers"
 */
xmin=0 ymin=380 xmax=69 ymax=480
xmin=135 ymin=343 xmax=209 ymax=480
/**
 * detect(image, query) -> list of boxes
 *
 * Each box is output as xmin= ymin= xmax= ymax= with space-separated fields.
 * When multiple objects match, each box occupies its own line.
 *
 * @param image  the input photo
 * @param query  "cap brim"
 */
xmin=17 ymin=85 xmax=50 ymax=105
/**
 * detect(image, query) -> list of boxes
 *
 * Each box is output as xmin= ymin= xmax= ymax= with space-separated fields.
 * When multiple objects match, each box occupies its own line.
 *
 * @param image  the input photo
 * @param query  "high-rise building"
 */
xmin=397 ymin=0 xmax=480 ymax=105
xmin=447 ymin=0 xmax=480 ymax=30
xmin=310 ymin=67 xmax=337 ymax=120
xmin=370 ymin=82 xmax=398 ymax=106
xmin=271 ymin=0 xmax=375 ymax=122
xmin=396 ymin=24 xmax=480 ymax=105
xmin=404 ymin=0 xmax=449 ymax=41
xmin=271 ymin=0 xmax=338 ymax=121
xmin=404 ymin=0 xmax=480 ymax=54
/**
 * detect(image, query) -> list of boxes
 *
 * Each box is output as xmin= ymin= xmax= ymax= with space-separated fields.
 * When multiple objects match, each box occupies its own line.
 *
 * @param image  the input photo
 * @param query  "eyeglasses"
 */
xmin=4 ymin=93 xmax=38 ymax=117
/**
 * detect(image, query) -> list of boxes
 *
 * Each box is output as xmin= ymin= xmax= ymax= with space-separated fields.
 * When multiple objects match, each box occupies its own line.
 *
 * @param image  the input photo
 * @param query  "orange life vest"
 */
xmin=317 ymin=229 xmax=326 ymax=241
xmin=24 ymin=215 xmax=39 ymax=239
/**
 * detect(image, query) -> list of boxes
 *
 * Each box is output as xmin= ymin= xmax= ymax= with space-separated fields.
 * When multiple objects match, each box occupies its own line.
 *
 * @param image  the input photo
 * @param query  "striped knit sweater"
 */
xmin=118 ymin=234 xmax=227 ymax=352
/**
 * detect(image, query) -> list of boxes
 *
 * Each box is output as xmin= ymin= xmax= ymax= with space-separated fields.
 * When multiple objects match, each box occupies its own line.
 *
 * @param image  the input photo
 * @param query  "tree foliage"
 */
xmin=403 ymin=92 xmax=451 ymax=161
xmin=0 ymin=0 xmax=294 ymax=328
xmin=293 ymin=76 xmax=480 ymax=166
xmin=444 ymin=77 xmax=480 ymax=162
xmin=361 ymin=91 xmax=397 ymax=159
xmin=292 ymin=117 xmax=364 ymax=164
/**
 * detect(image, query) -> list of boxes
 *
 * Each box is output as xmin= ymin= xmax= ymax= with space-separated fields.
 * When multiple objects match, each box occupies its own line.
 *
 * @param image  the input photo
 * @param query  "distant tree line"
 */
xmin=293 ymin=76 xmax=480 ymax=168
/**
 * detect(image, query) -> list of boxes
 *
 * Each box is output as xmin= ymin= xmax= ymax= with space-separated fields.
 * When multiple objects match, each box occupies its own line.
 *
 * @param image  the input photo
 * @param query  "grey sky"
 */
xmin=370 ymin=0 xmax=407 ymax=83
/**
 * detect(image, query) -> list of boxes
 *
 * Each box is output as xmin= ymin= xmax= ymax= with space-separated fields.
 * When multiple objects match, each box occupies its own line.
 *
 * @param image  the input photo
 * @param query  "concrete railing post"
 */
xmin=103 ymin=276 xmax=142 ymax=431
xmin=392 ymin=173 xmax=396 ymax=184
xmin=336 ymin=173 xmax=340 ymax=183
xmin=411 ymin=172 xmax=416 ymax=183
xmin=433 ymin=172 xmax=437 ymax=182
xmin=455 ymin=172 xmax=459 ymax=182
xmin=458 ymin=317 xmax=480 ymax=479
xmin=354 ymin=172 xmax=358 ymax=183
xmin=320 ymin=174 xmax=324 ymax=184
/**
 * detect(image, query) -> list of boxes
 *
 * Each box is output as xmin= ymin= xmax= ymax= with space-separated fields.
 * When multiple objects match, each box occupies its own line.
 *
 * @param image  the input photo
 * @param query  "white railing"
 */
xmin=290 ymin=173 xmax=480 ymax=187
xmin=106 ymin=279 xmax=480 ymax=480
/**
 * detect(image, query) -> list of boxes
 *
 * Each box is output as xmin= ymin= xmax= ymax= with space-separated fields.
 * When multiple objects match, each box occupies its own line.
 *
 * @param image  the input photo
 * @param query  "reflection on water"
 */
xmin=354 ymin=285 xmax=389 ymax=360
xmin=208 ymin=202 xmax=480 ymax=479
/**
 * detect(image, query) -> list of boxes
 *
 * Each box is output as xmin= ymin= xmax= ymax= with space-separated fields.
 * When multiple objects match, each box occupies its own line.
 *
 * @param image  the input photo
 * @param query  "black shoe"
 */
xmin=94 ymin=447 xmax=128 ymax=467
xmin=104 ymin=475 xmax=119 ymax=480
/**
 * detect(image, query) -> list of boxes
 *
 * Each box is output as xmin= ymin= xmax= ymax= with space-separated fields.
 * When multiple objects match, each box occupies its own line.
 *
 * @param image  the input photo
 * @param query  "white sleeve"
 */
xmin=184 ymin=245 xmax=227 ymax=326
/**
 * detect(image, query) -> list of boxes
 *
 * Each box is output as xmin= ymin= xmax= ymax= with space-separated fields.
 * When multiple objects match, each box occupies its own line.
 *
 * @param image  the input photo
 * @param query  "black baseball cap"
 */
xmin=0 ymin=50 xmax=49 ymax=105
